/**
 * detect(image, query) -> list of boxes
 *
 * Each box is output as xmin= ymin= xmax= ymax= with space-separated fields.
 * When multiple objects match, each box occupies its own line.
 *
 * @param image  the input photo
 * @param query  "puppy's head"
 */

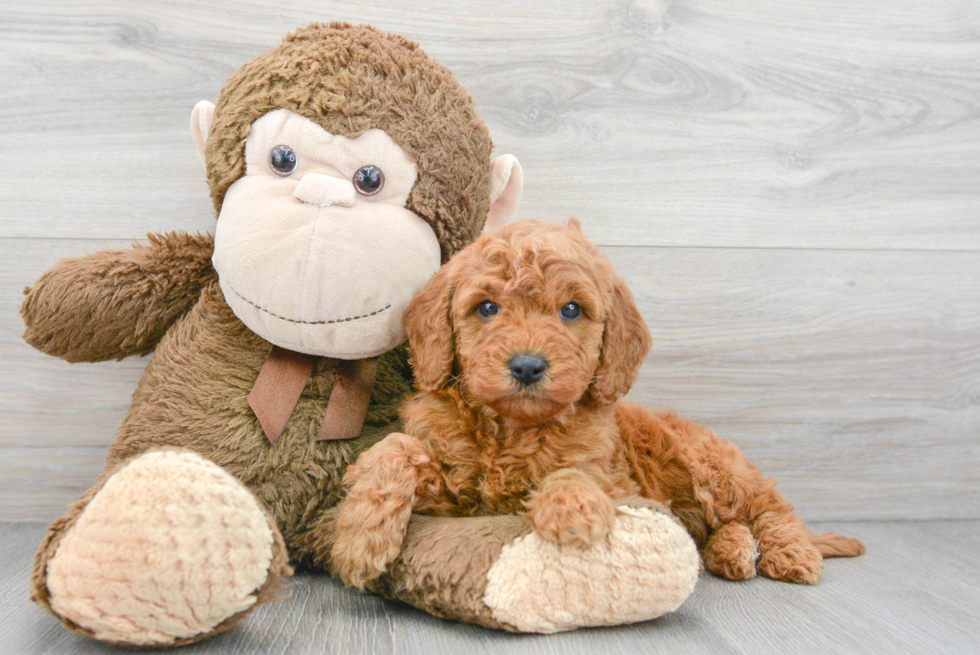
xmin=405 ymin=219 xmax=652 ymax=424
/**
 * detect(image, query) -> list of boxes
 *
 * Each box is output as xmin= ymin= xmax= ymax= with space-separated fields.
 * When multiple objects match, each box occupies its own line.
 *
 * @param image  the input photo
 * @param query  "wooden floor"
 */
xmin=4 ymin=521 xmax=978 ymax=655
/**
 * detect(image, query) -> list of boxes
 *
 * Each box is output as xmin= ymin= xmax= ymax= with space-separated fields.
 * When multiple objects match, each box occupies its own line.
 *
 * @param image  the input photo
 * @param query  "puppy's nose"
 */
xmin=509 ymin=354 xmax=548 ymax=386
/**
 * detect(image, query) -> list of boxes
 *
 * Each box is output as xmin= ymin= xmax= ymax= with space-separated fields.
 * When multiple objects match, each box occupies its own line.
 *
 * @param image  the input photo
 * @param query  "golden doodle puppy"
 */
xmin=331 ymin=219 xmax=863 ymax=589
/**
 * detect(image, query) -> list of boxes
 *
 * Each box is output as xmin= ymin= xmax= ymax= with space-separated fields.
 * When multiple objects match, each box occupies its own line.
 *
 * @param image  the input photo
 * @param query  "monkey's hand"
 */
xmin=21 ymin=232 xmax=215 ymax=362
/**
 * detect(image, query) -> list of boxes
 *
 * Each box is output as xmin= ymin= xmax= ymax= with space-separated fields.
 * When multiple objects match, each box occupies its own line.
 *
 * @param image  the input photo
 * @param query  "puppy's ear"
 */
xmin=405 ymin=266 xmax=456 ymax=392
xmin=589 ymin=277 xmax=652 ymax=405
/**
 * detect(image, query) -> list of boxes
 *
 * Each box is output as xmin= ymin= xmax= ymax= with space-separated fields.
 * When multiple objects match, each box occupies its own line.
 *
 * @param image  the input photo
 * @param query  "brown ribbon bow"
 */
xmin=247 ymin=346 xmax=378 ymax=446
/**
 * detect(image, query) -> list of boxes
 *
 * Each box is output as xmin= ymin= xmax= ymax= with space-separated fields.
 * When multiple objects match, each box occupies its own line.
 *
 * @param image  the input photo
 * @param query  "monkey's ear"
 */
xmin=483 ymin=155 xmax=523 ymax=235
xmin=589 ymin=277 xmax=653 ymax=405
xmin=190 ymin=100 xmax=216 ymax=166
xmin=404 ymin=265 xmax=456 ymax=392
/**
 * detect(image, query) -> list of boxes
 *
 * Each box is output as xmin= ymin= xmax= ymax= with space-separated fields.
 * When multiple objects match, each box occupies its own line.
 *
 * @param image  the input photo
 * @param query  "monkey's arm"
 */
xmin=21 ymin=232 xmax=216 ymax=362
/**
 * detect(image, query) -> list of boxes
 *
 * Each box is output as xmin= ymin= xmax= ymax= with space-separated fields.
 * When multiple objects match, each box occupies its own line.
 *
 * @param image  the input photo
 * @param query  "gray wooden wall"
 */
xmin=1 ymin=0 xmax=977 ymax=522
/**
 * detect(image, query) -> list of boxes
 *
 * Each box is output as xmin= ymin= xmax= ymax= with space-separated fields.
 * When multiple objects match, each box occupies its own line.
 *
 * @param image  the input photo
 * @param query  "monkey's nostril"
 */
xmin=508 ymin=353 xmax=548 ymax=386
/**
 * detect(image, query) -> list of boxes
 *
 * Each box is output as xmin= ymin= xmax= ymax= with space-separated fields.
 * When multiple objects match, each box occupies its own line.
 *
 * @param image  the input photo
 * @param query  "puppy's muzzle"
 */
xmin=509 ymin=353 xmax=548 ymax=387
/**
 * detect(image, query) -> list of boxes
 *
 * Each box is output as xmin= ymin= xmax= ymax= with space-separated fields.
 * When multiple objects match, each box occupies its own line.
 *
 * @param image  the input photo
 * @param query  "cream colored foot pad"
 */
xmin=484 ymin=507 xmax=699 ymax=633
xmin=46 ymin=450 xmax=274 ymax=646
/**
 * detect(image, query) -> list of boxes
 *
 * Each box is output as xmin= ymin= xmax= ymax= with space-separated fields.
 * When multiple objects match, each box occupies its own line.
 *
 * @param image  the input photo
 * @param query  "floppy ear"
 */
xmin=589 ymin=276 xmax=653 ymax=405
xmin=404 ymin=265 xmax=456 ymax=392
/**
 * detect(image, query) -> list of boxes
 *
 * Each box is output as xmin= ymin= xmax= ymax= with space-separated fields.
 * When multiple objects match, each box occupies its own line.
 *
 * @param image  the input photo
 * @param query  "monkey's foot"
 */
xmin=44 ymin=449 xmax=291 ymax=647
xmin=483 ymin=500 xmax=699 ymax=632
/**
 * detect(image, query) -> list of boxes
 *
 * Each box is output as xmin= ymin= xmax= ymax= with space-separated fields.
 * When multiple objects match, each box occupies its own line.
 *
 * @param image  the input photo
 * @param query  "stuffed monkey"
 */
xmin=22 ymin=24 xmax=699 ymax=647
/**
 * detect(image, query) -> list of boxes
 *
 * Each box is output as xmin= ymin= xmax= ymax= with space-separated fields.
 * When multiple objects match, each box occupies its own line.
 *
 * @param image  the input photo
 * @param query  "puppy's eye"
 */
xmin=353 ymin=165 xmax=385 ymax=196
xmin=559 ymin=302 xmax=582 ymax=320
xmin=270 ymin=145 xmax=297 ymax=176
xmin=477 ymin=300 xmax=499 ymax=319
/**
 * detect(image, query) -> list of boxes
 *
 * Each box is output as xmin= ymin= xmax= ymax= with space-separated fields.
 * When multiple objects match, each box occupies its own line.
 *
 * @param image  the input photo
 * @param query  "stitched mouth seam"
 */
xmin=227 ymin=284 xmax=391 ymax=325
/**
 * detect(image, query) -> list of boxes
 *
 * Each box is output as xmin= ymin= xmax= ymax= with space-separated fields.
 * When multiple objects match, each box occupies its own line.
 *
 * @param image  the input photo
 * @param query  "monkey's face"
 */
xmin=212 ymin=109 xmax=442 ymax=358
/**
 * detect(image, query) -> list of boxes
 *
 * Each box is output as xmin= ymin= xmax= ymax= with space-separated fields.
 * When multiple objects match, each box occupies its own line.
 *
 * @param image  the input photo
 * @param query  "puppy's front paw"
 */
xmin=330 ymin=520 xmax=402 ymax=590
xmin=330 ymin=491 xmax=410 ymax=589
xmin=330 ymin=431 xmax=434 ymax=589
xmin=757 ymin=540 xmax=823 ymax=584
xmin=527 ymin=476 xmax=615 ymax=548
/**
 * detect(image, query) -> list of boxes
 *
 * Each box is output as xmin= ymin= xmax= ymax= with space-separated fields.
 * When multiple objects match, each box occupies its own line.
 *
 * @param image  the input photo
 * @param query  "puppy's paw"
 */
xmin=757 ymin=540 xmax=823 ymax=584
xmin=330 ymin=521 xmax=402 ymax=590
xmin=527 ymin=476 xmax=615 ymax=548
xmin=330 ymin=492 xmax=411 ymax=589
xmin=330 ymin=431 xmax=433 ymax=589
xmin=703 ymin=522 xmax=758 ymax=581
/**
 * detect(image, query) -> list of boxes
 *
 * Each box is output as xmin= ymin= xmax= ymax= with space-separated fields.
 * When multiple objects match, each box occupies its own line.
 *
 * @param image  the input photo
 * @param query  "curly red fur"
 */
xmin=332 ymin=220 xmax=864 ymax=588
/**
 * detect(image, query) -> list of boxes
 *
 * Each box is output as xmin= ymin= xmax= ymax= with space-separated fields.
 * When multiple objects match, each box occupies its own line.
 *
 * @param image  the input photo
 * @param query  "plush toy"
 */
xmin=23 ymin=23 xmax=700 ymax=647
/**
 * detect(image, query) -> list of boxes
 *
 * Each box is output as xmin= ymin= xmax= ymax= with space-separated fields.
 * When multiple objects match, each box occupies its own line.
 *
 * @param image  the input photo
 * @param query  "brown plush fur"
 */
xmin=22 ymin=233 xmax=413 ymax=553
xmin=23 ymin=23 xmax=507 ymax=645
xmin=208 ymin=22 xmax=494 ymax=262
xmin=332 ymin=220 xmax=864 ymax=589
xmin=306 ymin=506 xmax=529 ymax=631
xmin=21 ymin=232 xmax=216 ymax=363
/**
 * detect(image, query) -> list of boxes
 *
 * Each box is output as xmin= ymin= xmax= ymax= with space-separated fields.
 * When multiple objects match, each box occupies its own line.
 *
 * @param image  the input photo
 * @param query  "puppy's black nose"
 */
xmin=509 ymin=354 xmax=548 ymax=386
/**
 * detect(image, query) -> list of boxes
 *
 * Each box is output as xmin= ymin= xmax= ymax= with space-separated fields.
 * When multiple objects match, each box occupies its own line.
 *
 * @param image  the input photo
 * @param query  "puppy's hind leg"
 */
xmin=331 ymin=433 xmax=443 ymax=589
xmin=703 ymin=522 xmax=758 ymax=581
xmin=697 ymin=462 xmax=823 ymax=584
xmin=747 ymin=486 xmax=824 ymax=584
xmin=681 ymin=422 xmax=824 ymax=584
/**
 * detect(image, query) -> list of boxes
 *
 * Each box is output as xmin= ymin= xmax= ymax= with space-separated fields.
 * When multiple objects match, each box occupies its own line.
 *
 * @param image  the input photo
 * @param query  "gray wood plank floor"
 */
xmin=3 ymin=521 xmax=978 ymax=655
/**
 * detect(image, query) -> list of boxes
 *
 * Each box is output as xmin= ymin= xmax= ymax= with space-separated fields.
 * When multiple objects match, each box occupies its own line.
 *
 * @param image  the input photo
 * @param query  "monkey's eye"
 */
xmin=353 ymin=165 xmax=385 ymax=196
xmin=477 ymin=300 xmax=499 ymax=319
xmin=559 ymin=302 xmax=582 ymax=320
xmin=270 ymin=145 xmax=297 ymax=176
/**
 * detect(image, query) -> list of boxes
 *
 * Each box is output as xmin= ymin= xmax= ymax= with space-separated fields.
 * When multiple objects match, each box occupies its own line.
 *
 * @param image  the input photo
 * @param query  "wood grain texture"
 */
xmin=0 ymin=0 xmax=977 ymax=248
xmin=617 ymin=246 xmax=980 ymax=521
xmin=1 ymin=1 xmax=978 ymax=522
xmin=3 ymin=520 xmax=979 ymax=654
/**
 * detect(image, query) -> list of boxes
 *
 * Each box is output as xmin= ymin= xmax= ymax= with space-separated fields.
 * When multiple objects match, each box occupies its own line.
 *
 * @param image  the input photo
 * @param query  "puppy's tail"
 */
xmin=809 ymin=530 xmax=865 ymax=558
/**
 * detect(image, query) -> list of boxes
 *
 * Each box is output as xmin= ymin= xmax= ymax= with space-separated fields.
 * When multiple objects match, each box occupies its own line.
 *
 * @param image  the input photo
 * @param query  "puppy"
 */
xmin=331 ymin=219 xmax=863 ymax=589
